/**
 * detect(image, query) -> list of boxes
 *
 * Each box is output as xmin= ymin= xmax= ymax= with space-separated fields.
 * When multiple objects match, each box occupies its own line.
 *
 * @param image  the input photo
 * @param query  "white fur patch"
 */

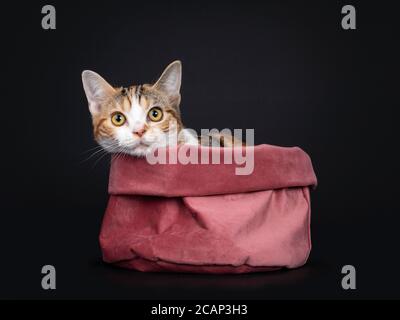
xmin=109 ymin=94 xmax=168 ymax=157
xmin=127 ymin=96 xmax=147 ymax=133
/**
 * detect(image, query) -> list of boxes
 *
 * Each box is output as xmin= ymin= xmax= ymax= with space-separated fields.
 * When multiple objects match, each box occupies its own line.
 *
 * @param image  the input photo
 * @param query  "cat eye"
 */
xmin=148 ymin=107 xmax=163 ymax=122
xmin=111 ymin=112 xmax=126 ymax=126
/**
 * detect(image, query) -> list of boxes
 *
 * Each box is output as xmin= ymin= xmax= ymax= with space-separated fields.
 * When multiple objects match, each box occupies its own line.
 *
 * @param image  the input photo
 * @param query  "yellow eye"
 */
xmin=111 ymin=112 xmax=126 ymax=126
xmin=148 ymin=107 xmax=163 ymax=122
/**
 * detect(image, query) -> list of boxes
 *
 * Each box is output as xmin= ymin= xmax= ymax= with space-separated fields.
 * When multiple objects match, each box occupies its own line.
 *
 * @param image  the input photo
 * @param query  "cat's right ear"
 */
xmin=82 ymin=70 xmax=115 ymax=115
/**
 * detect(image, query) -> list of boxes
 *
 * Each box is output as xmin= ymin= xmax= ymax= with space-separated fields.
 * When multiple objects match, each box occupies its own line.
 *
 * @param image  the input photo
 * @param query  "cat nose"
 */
xmin=134 ymin=128 xmax=145 ymax=137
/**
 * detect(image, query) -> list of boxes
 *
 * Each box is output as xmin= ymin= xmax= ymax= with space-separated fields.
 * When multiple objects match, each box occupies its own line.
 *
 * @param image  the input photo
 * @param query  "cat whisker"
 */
xmin=80 ymin=144 xmax=104 ymax=155
xmin=91 ymin=150 xmax=114 ymax=169
xmin=81 ymin=143 xmax=122 ymax=166
xmin=80 ymin=144 xmax=120 ymax=163
xmin=89 ymin=142 xmax=129 ymax=168
xmin=80 ymin=148 xmax=109 ymax=163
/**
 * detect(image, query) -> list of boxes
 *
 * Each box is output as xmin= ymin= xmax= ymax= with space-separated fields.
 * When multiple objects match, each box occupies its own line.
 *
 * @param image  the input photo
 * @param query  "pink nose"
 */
xmin=134 ymin=128 xmax=145 ymax=137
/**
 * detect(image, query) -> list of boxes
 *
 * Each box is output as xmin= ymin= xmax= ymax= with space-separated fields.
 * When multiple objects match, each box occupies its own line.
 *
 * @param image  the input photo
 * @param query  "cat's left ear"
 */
xmin=153 ymin=60 xmax=182 ymax=106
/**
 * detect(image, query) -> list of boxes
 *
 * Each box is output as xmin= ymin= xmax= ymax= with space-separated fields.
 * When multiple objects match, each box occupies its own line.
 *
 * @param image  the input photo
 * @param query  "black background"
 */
xmin=1 ymin=0 xmax=399 ymax=299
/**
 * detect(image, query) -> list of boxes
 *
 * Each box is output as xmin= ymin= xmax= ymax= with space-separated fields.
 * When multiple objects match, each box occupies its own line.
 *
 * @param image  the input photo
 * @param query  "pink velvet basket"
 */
xmin=99 ymin=144 xmax=317 ymax=274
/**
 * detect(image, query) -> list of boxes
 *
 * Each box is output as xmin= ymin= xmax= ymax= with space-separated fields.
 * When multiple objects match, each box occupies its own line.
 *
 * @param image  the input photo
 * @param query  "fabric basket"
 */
xmin=99 ymin=144 xmax=317 ymax=273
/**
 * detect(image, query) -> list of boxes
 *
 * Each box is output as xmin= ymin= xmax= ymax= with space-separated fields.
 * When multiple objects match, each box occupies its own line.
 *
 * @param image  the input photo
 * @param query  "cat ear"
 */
xmin=153 ymin=61 xmax=182 ymax=103
xmin=82 ymin=70 xmax=115 ymax=115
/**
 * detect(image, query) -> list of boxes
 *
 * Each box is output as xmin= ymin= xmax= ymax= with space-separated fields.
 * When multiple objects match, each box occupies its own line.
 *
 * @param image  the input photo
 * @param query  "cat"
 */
xmin=82 ymin=60 xmax=242 ymax=157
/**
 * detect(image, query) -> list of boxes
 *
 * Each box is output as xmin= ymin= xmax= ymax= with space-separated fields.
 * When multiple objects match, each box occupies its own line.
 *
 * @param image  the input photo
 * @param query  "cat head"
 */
xmin=82 ymin=61 xmax=183 ymax=157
